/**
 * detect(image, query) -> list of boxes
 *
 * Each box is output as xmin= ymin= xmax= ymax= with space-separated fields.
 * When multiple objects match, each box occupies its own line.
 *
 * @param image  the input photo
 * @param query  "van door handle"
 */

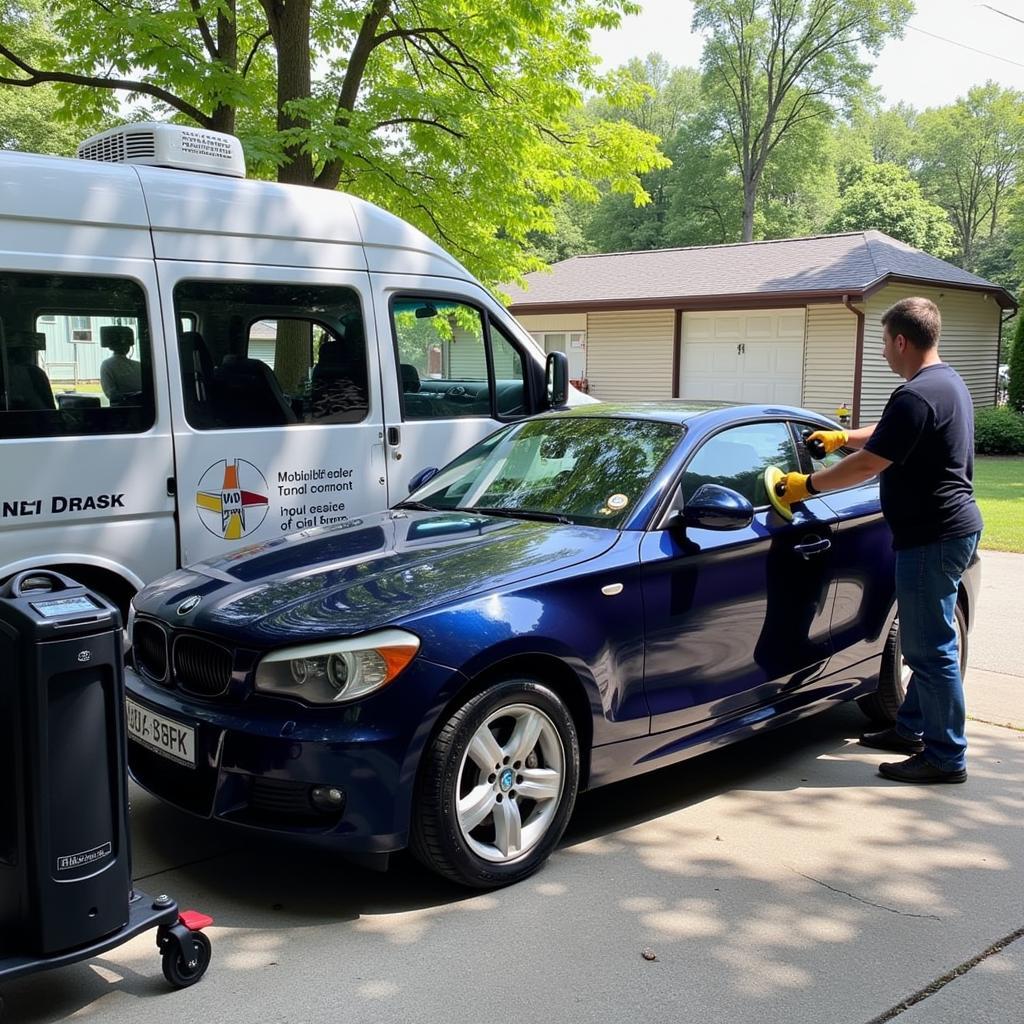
xmin=387 ymin=427 xmax=401 ymax=446
xmin=792 ymin=536 xmax=831 ymax=559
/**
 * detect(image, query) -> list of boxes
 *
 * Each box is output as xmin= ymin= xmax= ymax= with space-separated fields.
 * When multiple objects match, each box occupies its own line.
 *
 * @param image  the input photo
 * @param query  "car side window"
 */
xmin=173 ymin=281 xmax=368 ymax=430
xmin=0 ymin=271 xmax=155 ymax=439
xmin=392 ymin=297 xmax=529 ymax=420
xmin=682 ymin=422 xmax=799 ymax=506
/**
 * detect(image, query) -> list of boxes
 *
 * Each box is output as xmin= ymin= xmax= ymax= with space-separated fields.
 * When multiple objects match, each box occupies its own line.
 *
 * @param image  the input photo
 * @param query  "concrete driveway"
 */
xmin=6 ymin=553 xmax=1023 ymax=1024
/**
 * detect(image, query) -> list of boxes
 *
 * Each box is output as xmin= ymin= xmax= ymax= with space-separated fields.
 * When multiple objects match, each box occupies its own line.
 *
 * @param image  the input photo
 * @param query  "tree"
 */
xmin=825 ymin=162 xmax=954 ymax=258
xmin=0 ymin=0 xmax=666 ymax=287
xmin=0 ymin=0 xmax=103 ymax=152
xmin=584 ymin=54 xmax=698 ymax=252
xmin=1009 ymin=312 xmax=1024 ymax=413
xmin=916 ymin=83 xmax=1024 ymax=269
xmin=693 ymin=0 xmax=911 ymax=241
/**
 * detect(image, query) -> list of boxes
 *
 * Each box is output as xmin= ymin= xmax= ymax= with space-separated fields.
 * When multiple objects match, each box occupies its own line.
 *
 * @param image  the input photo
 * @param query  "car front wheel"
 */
xmin=858 ymin=603 xmax=968 ymax=724
xmin=411 ymin=678 xmax=580 ymax=889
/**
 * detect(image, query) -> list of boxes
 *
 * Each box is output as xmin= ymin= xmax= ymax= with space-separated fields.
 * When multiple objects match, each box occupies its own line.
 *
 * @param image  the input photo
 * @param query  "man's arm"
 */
xmin=810 ymin=448 xmax=890 ymax=491
xmin=774 ymin=448 xmax=890 ymax=505
xmin=841 ymin=424 xmax=876 ymax=450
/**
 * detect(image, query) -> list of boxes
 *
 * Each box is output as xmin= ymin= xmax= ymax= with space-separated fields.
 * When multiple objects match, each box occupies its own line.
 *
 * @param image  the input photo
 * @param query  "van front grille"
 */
xmin=173 ymin=636 xmax=232 ymax=697
xmin=133 ymin=620 xmax=168 ymax=681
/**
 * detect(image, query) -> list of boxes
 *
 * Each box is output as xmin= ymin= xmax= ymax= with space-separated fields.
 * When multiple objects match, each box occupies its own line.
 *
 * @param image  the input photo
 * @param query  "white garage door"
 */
xmin=680 ymin=308 xmax=806 ymax=404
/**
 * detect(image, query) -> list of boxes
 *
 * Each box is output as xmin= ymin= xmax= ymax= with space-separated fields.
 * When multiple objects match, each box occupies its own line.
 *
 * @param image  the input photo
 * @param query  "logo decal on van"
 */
xmin=196 ymin=459 xmax=270 ymax=540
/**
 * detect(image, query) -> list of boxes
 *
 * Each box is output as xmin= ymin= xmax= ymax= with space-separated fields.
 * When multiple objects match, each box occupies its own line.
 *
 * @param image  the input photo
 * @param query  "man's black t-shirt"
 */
xmin=863 ymin=363 xmax=983 ymax=550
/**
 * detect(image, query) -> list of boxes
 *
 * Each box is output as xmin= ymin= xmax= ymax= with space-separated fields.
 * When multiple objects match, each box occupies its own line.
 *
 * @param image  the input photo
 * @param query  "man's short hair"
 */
xmin=881 ymin=297 xmax=941 ymax=350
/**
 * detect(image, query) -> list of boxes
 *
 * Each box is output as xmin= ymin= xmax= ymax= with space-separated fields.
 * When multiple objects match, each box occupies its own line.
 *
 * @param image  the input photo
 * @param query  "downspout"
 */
xmin=997 ymin=305 xmax=1014 ymax=405
xmin=672 ymin=310 xmax=682 ymax=398
xmin=843 ymin=295 xmax=865 ymax=428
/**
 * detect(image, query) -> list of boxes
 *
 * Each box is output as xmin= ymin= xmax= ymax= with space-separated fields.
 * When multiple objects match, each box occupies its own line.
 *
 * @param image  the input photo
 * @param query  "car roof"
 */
xmin=538 ymin=400 xmax=832 ymax=428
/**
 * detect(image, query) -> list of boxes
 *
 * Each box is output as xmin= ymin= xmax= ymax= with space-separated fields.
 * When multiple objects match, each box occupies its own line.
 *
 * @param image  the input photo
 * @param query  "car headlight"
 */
xmin=254 ymin=629 xmax=420 ymax=705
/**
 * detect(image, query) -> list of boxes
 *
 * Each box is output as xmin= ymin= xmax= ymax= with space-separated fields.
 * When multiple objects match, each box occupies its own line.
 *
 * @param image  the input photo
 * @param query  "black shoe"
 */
xmin=878 ymin=753 xmax=967 ymax=784
xmin=859 ymin=727 xmax=924 ymax=754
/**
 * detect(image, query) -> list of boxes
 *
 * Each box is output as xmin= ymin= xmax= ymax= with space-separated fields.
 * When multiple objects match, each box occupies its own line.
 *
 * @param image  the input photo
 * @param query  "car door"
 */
xmin=368 ymin=275 xmax=540 ymax=497
xmin=793 ymin=419 xmax=896 ymax=677
xmin=157 ymin=261 xmax=387 ymax=567
xmin=639 ymin=419 xmax=839 ymax=734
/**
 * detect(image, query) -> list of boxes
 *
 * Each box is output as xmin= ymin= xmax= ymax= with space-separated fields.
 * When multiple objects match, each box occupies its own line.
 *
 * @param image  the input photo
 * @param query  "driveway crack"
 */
xmin=864 ymin=925 xmax=1024 ymax=1023
xmin=790 ymin=869 xmax=941 ymax=920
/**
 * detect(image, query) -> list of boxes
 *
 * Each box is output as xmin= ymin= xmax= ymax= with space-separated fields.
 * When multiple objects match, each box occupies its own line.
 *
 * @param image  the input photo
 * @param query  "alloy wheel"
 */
xmin=455 ymin=703 xmax=565 ymax=863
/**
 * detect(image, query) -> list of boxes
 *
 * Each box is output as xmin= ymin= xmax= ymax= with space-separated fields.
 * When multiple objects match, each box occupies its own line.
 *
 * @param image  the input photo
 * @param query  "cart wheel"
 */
xmin=161 ymin=930 xmax=212 ymax=989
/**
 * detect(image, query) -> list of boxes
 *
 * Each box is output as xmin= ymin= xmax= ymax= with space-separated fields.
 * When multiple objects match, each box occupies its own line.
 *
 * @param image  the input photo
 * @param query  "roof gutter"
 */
xmin=844 ymin=295 xmax=866 ymax=428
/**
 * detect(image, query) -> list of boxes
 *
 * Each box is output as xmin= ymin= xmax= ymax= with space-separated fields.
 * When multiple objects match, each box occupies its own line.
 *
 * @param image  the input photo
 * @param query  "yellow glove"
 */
xmin=774 ymin=472 xmax=814 ymax=506
xmin=806 ymin=429 xmax=847 ymax=455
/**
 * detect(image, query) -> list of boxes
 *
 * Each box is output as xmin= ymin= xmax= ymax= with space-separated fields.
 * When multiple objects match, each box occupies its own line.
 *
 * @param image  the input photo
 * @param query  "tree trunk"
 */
xmin=270 ymin=0 xmax=315 ymax=186
xmin=742 ymin=177 xmax=756 ymax=242
xmin=211 ymin=5 xmax=238 ymax=136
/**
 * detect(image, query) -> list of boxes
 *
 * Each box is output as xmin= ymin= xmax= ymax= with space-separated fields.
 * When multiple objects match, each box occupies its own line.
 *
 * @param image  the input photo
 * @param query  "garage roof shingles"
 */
xmin=505 ymin=231 xmax=1015 ymax=310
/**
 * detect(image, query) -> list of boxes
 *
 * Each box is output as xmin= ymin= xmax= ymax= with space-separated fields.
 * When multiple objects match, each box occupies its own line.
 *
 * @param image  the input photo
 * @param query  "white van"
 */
xmin=0 ymin=123 xmax=581 ymax=613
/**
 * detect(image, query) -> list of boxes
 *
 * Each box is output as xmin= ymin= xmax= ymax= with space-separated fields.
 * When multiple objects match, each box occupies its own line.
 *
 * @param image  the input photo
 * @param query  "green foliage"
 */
xmin=825 ymin=163 xmax=954 ymax=258
xmin=693 ymin=0 xmax=912 ymax=240
xmin=0 ymin=0 xmax=667 ymax=289
xmin=975 ymin=407 xmax=1024 ymax=454
xmin=916 ymin=83 xmax=1024 ymax=269
xmin=1009 ymin=314 xmax=1024 ymax=413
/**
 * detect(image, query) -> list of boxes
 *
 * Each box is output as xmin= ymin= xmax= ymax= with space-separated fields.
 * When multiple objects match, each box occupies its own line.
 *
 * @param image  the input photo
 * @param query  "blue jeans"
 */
xmin=894 ymin=532 xmax=980 ymax=772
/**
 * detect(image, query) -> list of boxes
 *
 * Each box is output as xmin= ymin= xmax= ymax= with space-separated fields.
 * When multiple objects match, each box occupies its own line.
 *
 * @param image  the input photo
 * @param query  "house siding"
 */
xmin=585 ymin=309 xmax=675 ymax=401
xmin=801 ymin=303 xmax=858 ymax=420
xmin=861 ymin=284 xmax=1001 ymax=422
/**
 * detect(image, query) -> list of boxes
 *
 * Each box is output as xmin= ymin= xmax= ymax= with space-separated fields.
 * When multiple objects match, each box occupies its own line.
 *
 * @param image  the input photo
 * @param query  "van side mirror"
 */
xmin=670 ymin=484 xmax=753 ymax=531
xmin=407 ymin=466 xmax=439 ymax=493
xmin=545 ymin=351 xmax=568 ymax=408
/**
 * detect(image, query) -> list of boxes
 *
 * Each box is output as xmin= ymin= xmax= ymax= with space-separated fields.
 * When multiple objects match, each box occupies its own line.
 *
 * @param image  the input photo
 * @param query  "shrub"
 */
xmin=1010 ymin=313 xmax=1024 ymax=412
xmin=975 ymin=407 xmax=1024 ymax=455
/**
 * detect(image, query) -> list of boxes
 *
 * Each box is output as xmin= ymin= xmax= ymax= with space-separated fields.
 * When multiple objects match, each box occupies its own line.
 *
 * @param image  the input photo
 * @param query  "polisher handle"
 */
xmin=802 ymin=429 xmax=827 ymax=459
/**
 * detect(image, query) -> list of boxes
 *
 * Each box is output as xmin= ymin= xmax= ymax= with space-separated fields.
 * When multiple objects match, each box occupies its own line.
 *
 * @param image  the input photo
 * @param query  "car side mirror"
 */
xmin=672 ymin=484 xmax=754 ymax=531
xmin=407 ymin=466 xmax=439 ymax=493
xmin=545 ymin=351 xmax=568 ymax=408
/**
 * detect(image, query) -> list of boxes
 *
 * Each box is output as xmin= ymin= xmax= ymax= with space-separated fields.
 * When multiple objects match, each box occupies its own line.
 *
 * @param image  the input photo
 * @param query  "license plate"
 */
xmin=125 ymin=698 xmax=196 ymax=768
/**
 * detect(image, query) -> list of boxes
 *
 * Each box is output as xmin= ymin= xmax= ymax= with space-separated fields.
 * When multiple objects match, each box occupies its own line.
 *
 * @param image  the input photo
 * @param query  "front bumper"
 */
xmin=125 ymin=659 xmax=463 ymax=854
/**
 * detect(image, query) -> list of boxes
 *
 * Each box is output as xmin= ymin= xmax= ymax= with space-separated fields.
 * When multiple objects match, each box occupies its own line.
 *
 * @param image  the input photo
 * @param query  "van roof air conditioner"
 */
xmin=76 ymin=123 xmax=246 ymax=178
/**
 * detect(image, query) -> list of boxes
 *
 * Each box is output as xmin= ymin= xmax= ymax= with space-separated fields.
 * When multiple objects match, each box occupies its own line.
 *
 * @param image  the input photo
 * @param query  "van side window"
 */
xmin=392 ymin=297 xmax=528 ymax=420
xmin=0 ymin=272 xmax=155 ymax=439
xmin=173 ymin=282 xmax=368 ymax=430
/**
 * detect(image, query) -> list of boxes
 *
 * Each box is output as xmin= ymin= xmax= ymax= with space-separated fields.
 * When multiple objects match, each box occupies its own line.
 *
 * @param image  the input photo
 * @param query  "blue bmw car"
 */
xmin=125 ymin=403 xmax=979 ymax=888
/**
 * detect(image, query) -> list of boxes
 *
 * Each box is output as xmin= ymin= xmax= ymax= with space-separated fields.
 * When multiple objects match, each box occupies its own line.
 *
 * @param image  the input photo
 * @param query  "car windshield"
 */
xmin=405 ymin=416 xmax=683 ymax=528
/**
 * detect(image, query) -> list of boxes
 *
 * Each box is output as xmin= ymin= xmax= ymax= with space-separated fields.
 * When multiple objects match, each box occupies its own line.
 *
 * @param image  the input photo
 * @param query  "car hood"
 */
xmin=135 ymin=509 xmax=617 ymax=647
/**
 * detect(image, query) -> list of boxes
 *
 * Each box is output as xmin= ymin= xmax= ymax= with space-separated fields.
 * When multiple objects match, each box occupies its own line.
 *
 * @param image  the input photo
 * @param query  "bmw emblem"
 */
xmin=499 ymin=768 xmax=515 ymax=792
xmin=176 ymin=595 xmax=201 ymax=616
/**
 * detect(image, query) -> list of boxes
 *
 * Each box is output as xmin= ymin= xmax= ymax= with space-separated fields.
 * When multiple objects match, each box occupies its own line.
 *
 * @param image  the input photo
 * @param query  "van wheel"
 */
xmin=412 ymin=679 xmax=579 ymax=889
xmin=858 ymin=604 xmax=968 ymax=724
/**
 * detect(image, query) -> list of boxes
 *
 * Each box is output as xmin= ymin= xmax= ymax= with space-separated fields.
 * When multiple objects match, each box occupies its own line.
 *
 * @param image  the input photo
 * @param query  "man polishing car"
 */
xmin=776 ymin=297 xmax=983 ymax=785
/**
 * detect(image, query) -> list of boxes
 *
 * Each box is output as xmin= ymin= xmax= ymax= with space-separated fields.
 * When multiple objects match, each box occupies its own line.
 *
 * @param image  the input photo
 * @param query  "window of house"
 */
xmin=71 ymin=316 xmax=93 ymax=343
xmin=682 ymin=422 xmax=800 ymax=506
xmin=0 ymin=272 xmax=154 ymax=438
xmin=173 ymin=281 xmax=368 ymax=430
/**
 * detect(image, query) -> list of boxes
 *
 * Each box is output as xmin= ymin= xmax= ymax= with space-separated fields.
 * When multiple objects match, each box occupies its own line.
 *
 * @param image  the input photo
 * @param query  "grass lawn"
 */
xmin=976 ymin=457 xmax=1024 ymax=553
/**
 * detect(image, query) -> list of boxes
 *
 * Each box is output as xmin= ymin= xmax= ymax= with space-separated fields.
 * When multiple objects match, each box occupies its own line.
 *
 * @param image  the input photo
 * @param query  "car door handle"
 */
xmin=792 ymin=537 xmax=831 ymax=559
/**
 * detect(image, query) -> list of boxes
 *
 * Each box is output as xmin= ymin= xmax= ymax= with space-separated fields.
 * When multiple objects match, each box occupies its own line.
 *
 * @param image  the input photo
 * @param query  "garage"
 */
xmin=507 ymin=230 xmax=1015 ymax=425
xmin=679 ymin=308 xmax=806 ymax=404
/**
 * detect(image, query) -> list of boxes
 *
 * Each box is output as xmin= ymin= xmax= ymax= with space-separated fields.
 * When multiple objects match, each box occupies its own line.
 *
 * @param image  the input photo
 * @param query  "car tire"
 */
xmin=411 ymin=678 xmax=580 ymax=889
xmin=858 ymin=603 xmax=968 ymax=724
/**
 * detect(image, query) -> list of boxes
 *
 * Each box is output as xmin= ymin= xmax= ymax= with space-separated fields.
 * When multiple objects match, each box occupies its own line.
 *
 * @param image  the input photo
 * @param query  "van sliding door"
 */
xmin=156 ymin=261 xmax=386 ymax=567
